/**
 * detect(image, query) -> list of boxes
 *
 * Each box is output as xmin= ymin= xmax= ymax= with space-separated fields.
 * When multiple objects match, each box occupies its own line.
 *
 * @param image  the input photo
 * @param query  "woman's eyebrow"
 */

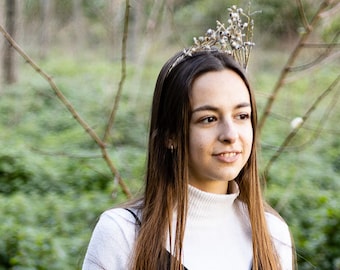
xmin=191 ymin=105 xmax=219 ymax=113
xmin=235 ymin=102 xmax=251 ymax=109
xmin=192 ymin=102 xmax=251 ymax=113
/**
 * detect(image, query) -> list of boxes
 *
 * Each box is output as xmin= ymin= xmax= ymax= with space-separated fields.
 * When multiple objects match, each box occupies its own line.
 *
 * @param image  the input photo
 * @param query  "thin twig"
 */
xmin=282 ymin=51 xmax=340 ymax=84
xmin=263 ymin=74 xmax=340 ymax=177
xmin=261 ymin=91 xmax=340 ymax=153
xmin=258 ymin=0 xmax=333 ymax=132
xmin=296 ymin=0 xmax=311 ymax=31
xmin=288 ymin=90 xmax=339 ymax=151
xmin=129 ymin=0 xmax=166 ymax=106
xmin=288 ymin=33 xmax=339 ymax=72
xmin=0 ymin=24 xmax=132 ymax=199
xmin=288 ymin=48 xmax=336 ymax=73
xmin=30 ymin=147 xmax=103 ymax=159
xmin=262 ymin=111 xmax=340 ymax=136
xmin=165 ymin=1 xmax=186 ymax=47
xmin=319 ymin=1 xmax=340 ymax=19
xmin=301 ymin=43 xmax=340 ymax=48
xmin=103 ymin=0 xmax=130 ymax=143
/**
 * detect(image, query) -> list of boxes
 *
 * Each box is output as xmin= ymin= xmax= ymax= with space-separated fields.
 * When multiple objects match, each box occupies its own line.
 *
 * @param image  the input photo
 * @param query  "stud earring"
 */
xmin=170 ymin=144 xmax=174 ymax=154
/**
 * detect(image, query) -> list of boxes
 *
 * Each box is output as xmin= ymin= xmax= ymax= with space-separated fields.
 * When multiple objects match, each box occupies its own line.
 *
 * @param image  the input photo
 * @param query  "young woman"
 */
xmin=82 ymin=49 xmax=294 ymax=270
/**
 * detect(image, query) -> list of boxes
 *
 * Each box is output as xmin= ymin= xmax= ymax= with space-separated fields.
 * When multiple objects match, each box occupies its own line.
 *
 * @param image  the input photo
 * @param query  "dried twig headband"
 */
xmin=168 ymin=4 xmax=255 ymax=75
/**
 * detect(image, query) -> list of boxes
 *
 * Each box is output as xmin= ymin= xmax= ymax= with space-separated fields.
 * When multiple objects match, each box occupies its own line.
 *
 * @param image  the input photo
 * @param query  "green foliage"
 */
xmin=267 ymin=187 xmax=340 ymax=269
xmin=252 ymin=0 xmax=323 ymax=42
xmin=0 ymin=54 xmax=148 ymax=197
xmin=171 ymin=0 xmax=323 ymax=48
xmin=0 ymin=153 xmax=32 ymax=194
xmin=0 ymin=145 xmax=114 ymax=195
xmin=1 ymin=14 xmax=339 ymax=268
xmin=322 ymin=17 xmax=340 ymax=42
xmin=0 ymin=192 xmax=119 ymax=270
xmin=247 ymin=44 xmax=340 ymax=269
xmin=1 ymin=49 xmax=339 ymax=269
xmin=173 ymin=0 xmax=248 ymax=44
xmin=327 ymin=139 xmax=340 ymax=173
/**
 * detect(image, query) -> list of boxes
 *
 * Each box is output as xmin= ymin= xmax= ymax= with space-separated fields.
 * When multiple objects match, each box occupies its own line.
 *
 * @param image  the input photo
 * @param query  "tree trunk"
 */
xmin=130 ymin=0 xmax=143 ymax=60
xmin=72 ymin=0 xmax=85 ymax=51
xmin=39 ymin=0 xmax=54 ymax=58
xmin=108 ymin=0 xmax=124 ymax=60
xmin=3 ymin=0 xmax=17 ymax=84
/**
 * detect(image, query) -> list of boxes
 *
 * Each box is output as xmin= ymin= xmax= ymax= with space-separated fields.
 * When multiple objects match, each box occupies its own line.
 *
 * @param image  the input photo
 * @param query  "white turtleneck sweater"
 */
xmin=82 ymin=182 xmax=293 ymax=270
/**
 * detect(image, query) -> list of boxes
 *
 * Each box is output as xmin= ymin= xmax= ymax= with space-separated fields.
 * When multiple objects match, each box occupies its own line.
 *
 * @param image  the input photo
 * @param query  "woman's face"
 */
xmin=188 ymin=69 xmax=253 ymax=194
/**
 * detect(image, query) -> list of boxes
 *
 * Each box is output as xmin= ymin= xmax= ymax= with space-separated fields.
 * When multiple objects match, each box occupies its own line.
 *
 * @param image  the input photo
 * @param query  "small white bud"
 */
xmin=290 ymin=117 xmax=304 ymax=130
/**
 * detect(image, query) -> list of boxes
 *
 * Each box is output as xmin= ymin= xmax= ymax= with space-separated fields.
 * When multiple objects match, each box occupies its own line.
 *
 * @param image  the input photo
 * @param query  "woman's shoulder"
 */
xmin=82 ymin=207 xmax=140 ymax=269
xmin=97 ymin=207 xmax=141 ymax=233
xmin=265 ymin=212 xmax=291 ymax=244
xmin=87 ymin=207 xmax=141 ymax=250
xmin=265 ymin=211 xmax=294 ymax=269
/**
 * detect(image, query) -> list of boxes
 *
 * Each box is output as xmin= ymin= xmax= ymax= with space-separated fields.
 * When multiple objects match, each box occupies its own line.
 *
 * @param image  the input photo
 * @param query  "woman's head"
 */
xmin=147 ymin=50 xmax=258 ymax=198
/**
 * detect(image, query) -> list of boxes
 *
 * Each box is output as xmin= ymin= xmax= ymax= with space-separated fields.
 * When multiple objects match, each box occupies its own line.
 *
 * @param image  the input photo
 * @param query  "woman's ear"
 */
xmin=166 ymin=138 xmax=177 ymax=151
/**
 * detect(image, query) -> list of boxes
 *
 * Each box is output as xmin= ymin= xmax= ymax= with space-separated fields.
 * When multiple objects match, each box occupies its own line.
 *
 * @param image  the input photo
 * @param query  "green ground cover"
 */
xmin=0 ymin=49 xmax=339 ymax=269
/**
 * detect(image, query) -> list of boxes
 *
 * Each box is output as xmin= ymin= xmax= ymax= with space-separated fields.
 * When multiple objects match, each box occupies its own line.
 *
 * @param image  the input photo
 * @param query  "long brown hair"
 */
xmin=130 ymin=51 xmax=282 ymax=270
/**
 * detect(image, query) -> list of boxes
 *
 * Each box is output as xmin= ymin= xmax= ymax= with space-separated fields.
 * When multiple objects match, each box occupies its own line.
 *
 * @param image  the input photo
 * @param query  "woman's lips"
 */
xmin=214 ymin=151 xmax=241 ymax=163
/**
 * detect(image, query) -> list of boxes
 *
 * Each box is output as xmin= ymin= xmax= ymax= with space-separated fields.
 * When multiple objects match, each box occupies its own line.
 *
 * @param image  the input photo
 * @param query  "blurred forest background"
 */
xmin=0 ymin=0 xmax=339 ymax=269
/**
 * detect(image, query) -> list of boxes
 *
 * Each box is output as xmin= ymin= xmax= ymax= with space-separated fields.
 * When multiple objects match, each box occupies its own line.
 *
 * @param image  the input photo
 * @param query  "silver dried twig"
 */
xmin=168 ymin=4 xmax=255 ymax=74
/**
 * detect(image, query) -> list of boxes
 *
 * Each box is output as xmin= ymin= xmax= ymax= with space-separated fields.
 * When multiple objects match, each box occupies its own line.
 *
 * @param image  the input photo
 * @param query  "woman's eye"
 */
xmin=201 ymin=116 xmax=217 ymax=123
xmin=237 ymin=113 xmax=250 ymax=120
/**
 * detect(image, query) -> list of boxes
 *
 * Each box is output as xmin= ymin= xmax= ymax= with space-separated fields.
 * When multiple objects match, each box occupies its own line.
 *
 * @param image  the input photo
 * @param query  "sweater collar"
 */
xmin=187 ymin=181 xmax=240 ymax=222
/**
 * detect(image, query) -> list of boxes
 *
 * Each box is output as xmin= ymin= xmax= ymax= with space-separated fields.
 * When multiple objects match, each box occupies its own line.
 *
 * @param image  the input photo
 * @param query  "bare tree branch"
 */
xmin=0 ymin=24 xmax=132 ymax=199
xmin=263 ymin=74 xmax=340 ymax=177
xmin=288 ymin=32 xmax=340 ymax=72
xmin=319 ymin=1 xmax=340 ymax=19
xmin=165 ymin=0 xmax=186 ymax=48
xmin=103 ymin=0 xmax=130 ymax=143
xmin=3 ymin=0 xmax=17 ymax=84
xmin=287 ymin=90 xmax=339 ymax=151
xmin=129 ymin=0 xmax=166 ymax=106
xmin=301 ymin=43 xmax=340 ymax=48
xmin=296 ymin=0 xmax=311 ymax=31
xmin=283 ymin=51 xmax=340 ymax=84
xmin=258 ymin=0 xmax=334 ymax=132
xmin=261 ymin=91 xmax=340 ymax=153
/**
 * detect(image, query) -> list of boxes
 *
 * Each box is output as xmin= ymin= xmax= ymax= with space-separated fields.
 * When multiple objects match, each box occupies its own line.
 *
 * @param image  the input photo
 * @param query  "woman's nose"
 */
xmin=218 ymin=120 xmax=238 ymax=144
